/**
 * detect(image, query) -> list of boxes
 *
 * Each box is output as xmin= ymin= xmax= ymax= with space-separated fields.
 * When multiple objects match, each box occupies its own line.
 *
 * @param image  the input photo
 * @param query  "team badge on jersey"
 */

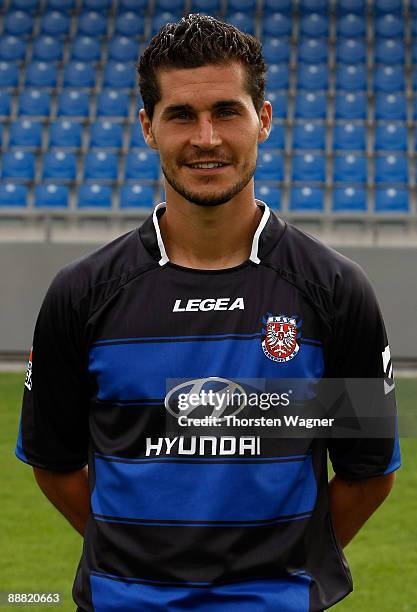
xmin=262 ymin=315 xmax=300 ymax=363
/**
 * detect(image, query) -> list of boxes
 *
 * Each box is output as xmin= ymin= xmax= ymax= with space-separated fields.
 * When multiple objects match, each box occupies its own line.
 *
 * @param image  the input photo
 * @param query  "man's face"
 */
xmin=140 ymin=62 xmax=272 ymax=207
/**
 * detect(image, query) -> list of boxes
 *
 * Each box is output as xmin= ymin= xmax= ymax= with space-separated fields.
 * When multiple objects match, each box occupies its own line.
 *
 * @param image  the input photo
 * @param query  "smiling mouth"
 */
xmin=184 ymin=161 xmax=230 ymax=169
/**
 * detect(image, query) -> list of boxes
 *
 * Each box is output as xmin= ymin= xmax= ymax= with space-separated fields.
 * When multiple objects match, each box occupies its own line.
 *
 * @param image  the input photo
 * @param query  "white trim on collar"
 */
xmin=152 ymin=199 xmax=271 ymax=267
xmin=249 ymin=200 xmax=270 ymax=264
xmin=152 ymin=202 xmax=169 ymax=266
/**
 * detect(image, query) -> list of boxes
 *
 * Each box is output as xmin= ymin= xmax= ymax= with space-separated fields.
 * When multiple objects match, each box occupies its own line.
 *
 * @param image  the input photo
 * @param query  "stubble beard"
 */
xmin=161 ymin=161 xmax=257 ymax=207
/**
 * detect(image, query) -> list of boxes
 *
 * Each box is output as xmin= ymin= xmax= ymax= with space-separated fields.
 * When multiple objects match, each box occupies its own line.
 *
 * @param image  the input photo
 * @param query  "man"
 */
xmin=16 ymin=14 xmax=400 ymax=612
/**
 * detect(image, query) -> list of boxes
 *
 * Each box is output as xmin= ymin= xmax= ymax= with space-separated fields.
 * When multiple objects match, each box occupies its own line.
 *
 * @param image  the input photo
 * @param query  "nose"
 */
xmin=189 ymin=116 xmax=222 ymax=149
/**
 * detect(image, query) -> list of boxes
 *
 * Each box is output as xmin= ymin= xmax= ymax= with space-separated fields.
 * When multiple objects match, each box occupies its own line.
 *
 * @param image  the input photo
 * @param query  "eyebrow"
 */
xmin=160 ymin=99 xmax=247 ymax=119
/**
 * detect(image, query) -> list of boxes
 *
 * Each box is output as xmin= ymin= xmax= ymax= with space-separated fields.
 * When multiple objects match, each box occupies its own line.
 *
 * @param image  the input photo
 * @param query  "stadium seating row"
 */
xmin=1 ymin=149 xmax=415 ymax=184
xmin=0 ymin=182 xmax=409 ymax=213
xmin=1 ymin=119 xmax=416 ymax=152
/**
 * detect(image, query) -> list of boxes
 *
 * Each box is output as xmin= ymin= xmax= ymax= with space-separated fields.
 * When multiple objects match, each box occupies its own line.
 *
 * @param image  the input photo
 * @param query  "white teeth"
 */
xmin=190 ymin=163 xmax=224 ymax=169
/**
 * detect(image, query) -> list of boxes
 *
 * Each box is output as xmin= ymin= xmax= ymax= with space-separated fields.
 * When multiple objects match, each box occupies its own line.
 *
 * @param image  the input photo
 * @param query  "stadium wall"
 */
xmin=0 ymin=242 xmax=416 ymax=360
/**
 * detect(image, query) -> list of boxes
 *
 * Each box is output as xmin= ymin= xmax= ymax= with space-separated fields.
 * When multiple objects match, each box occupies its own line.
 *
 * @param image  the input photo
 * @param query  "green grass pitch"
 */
xmin=1 ymin=372 xmax=416 ymax=611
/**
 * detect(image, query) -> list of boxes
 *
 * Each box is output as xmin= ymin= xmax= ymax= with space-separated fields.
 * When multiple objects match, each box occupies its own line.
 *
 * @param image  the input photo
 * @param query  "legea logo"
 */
xmin=173 ymin=297 xmax=244 ymax=312
xmin=165 ymin=377 xmax=248 ymax=422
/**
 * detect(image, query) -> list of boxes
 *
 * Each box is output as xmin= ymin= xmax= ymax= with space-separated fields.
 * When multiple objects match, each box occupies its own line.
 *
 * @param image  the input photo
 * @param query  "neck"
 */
xmin=159 ymin=184 xmax=263 ymax=269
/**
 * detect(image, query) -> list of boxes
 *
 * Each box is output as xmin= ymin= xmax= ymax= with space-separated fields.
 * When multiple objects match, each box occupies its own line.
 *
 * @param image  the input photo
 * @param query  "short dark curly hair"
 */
xmin=137 ymin=13 xmax=266 ymax=121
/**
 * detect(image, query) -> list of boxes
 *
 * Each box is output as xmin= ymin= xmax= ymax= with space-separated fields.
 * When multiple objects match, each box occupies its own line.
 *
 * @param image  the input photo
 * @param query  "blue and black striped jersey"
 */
xmin=16 ymin=202 xmax=401 ymax=611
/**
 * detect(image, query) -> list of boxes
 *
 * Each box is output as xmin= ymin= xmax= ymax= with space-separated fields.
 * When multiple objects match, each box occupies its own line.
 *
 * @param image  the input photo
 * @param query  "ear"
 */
xmin=139 ymin=108 xmax=158 ymax=150
xmin=257 ymin=101 xmax=273 ymax=145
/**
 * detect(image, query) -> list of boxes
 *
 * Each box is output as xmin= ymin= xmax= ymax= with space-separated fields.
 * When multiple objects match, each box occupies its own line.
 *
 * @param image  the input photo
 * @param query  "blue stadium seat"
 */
xmin=130 ymin=124 xmax=145 ymax=148
xmin=120 ymin=184 xmax=155 ymax=208
xmin=224 ymin=13 xmax=255 ymax=35
xmin=78 ymin=183 xmax=112 ymax=207
xmin=255 ymin=151 xmax=284 ymax=180
xmin=10 ymin=0 xmax=39 ymax=10
xmin=228 ymin=0 xmax=256 ymax=11
xmin=125 ymin=150 xmax=159 ymax=180
xmin=18 ymin=90 xmax=51 ymax=117
xmin=46 ymin=0 xmax=76 ymax=9
xmin=117 ymin=0 xmax=148 ymax=11
xmin=335 ymin=38 xmax=366 ymax=64
xmin=267 ymin=64 xmax=289 ymax=89
xmin=336 ymin=14 xmax=366 ymax=37
xmin=5 ymin=11 xmax=33 ymax=36
xmin=374 ymin=154 xmax=408 ymax=183
xmin=299 ymin=13 xmax=328 ymax=37
xmin=49 ymin=120 xmax=83 ymax=148
xmin=337 ymin=0 xmax=366 ymax=13
xmin=297 ymin=63 xmax=328 ymax=90
xmin=43 ymin=151 xmax=77 ymax=180
xmin=63 ymin=62 xmax=96 ymax=88
xmin=116 ymin=11 xmax=146 ymax=36
xmin=2 ymin=150 xmax=35 ymax=180
xmin=411 ymin=43 xmax=417 ymax=64
xmin=108 ymin=36 xmax=138 ymax=62
xmin=412 ymin=17 xmax=417 ymax=38
xmin=292 ymin=152 xmax=325 ymax=181
xmin=103 ymin=61 xmax=135 ymax=89
xmin=266 ymin=90 xmax=288 ymax=118
xmin=263 ymin=38 xmax=291 ymax=64
xmin=375 ymin=14 xmax=404 ymax=37
xmin=25 ymin=62 xmax=57 ymax=88
xmin=375 ymin=39 xmax=405 ymax=64
xmin=294 ymin=92 xmax=326 ymax=119
xmin=152 ymin=12 xmax=181 ymax=35
xmin=264 ymin=0 xmax=291 ymax=11
xmin=260 ymin=122 xmax=285 ymax=149
xmin=333 ymin=153 xmax=367 ymax=183
xmin=32 ymin=36 xmax=63 ymax=62
xmin=375 ymin=93 xmax=406 ymax=120
xmin=34 ymin=184 xmax=69 ymax=207
xmin=290 ymin=186 xmax=324 ymax=210
xmin=335 ymin=64 xmax=367 ymax=91
xmin=0 ymin=35 xmax=26 ymax=61
xmin=57 ymin=90 xmax=90 ymax=117
xmin=9 ymin=119 xmax=42 ymax=148
xmin=375 ymin=0 xmax=403 ymax=13
xmin=96 ymin=90 xmax=129 ymax=117
xmin=0 ymin=91 xmax=11 ymax=116
xmin=292 ymin=122 xmax=325 ymax=150
xmin=299 ymin=0 xmax=327 ymax=12
xmin=90 ymin=121 xmax=123 ymax=148
xmin=333 ymin=122 xmax=366 ymax=150
xmin=0 ymin=183 xmax=27 ymax=207
xmin=262 ymin=13 xmax=291 ymax=37
xmin=375 ymin=186 xmax=408 ymax=211
xmin=375 ymin=122 xmax=407 ymax=151
xmin=0 ymin=124 xmax=3 ymax=146
xmin=374 ymin=65 xmax=404 ymax=92
xmin=254 ymin=184 xmax=281 ymax=209
xmin=83 ymin=0 xmax=112 ymax=10
xmin=412 ymin=97 xmax=417 ymax=120
xmin=334 ymin=92 xmax=367 ymax=119
xmin=40 ymin=11 xmax=70 ymax=36
xmin=190 ymin=0 xmax=220 ymax=11
xmin=0 ymin=61 xmax=19 ymax=88
xmin=156 ymin=0 xmax=184 ymax=11
xmin=298 ymin=38 xmax=328 ymax=64
xmin=84 ymin=151 xmax=118 ymax=180
xmin=70 ymin=36 xmax=101 ymax=62
xmin=77 ymin=11 xmax=107 ymax=36
xmin=332 ymin=186 xmax=367 ymax=211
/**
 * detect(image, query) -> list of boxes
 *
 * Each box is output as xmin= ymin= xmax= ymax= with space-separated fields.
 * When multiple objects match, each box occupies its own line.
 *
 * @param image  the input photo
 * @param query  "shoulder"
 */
xmin=44 ymin=228 xmax=157 ymax=313
xmin=267 ymin=218 xmax=369 ymax=296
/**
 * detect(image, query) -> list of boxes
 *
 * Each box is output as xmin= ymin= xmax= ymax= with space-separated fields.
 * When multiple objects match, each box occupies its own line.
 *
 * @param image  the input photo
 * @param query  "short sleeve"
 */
xmin=15 ymin=268 xmax=90 ymax=472
xmin=326 ymin=261 xmax=401 ymax=480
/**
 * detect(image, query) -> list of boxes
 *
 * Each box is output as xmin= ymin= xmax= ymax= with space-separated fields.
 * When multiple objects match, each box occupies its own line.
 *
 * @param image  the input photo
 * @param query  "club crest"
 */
xmin=262 ymin=315 xmax=300 ymax=363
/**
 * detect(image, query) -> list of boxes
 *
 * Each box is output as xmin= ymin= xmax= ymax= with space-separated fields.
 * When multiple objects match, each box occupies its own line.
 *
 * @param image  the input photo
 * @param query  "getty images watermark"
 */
xmin=161 ymin=377 xmax=402 ymax=439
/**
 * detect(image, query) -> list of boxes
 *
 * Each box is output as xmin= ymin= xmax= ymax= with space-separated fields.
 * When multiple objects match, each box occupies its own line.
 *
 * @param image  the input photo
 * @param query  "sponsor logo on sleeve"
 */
xmin=24 ymin=348 xmax=33 ymax=391
xmin=382 ymin=345 xmax=395 ymax=395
